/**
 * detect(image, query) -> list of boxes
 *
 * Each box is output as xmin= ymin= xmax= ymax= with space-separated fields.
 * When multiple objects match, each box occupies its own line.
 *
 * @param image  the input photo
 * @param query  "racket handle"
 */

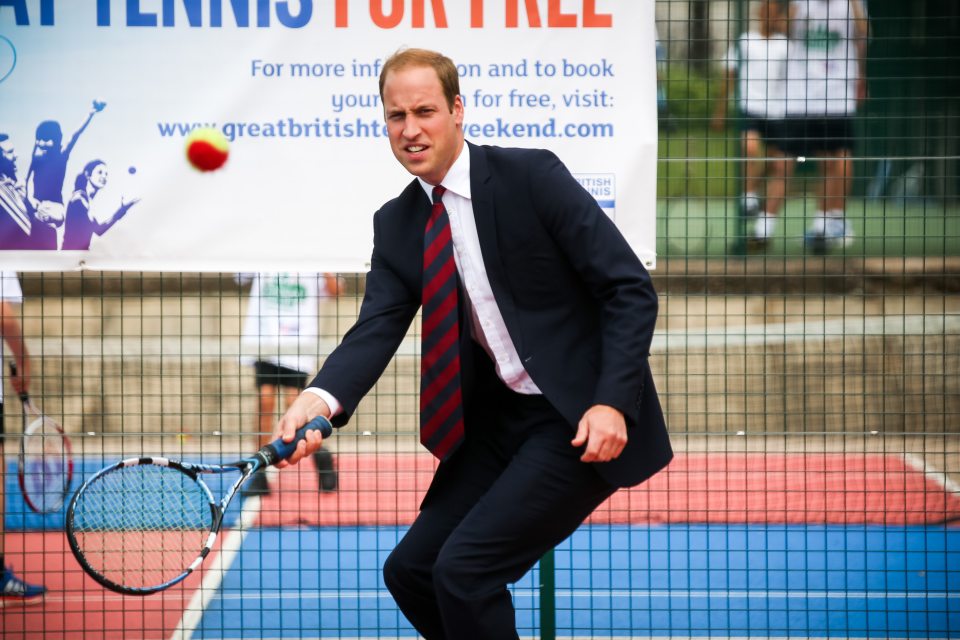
xmin=259 ymin=416 xmax=333 ymax=466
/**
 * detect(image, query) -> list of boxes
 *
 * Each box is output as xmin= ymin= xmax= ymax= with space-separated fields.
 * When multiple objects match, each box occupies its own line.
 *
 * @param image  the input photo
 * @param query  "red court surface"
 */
xmin=1 ymin=531 xmax=218 ymax=640
xmin=259 ymin=452 xmax=960 ymax=528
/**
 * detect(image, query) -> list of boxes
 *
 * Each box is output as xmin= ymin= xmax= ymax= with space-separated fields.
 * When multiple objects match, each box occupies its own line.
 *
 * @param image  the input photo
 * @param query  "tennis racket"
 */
xmin=65 ymin=415 xmax=333 ymax=595
xmin=11 ymin=364 xmax=74 ymax=514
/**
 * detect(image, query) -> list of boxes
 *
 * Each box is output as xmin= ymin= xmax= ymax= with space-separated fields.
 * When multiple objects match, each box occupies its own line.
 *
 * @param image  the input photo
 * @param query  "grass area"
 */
xmin=655 ymin=67 xmax=960 ymax=257
xmin=657 ymin=128 xmax=739 ymax=199
xmin=656 ymin=197 xmax=960 ymax=257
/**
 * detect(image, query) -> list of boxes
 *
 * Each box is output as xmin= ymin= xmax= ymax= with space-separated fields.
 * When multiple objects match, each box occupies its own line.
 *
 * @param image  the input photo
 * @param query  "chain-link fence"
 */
xmin=2 ymin=1 xmax=958 ymax=637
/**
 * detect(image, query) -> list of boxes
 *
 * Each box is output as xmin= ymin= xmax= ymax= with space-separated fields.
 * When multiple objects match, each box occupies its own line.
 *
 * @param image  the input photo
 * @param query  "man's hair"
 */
xmin=35 ymin=120 xmax=63 ymax=146
xmin=379 ymin=48 xmax=460 ymax=111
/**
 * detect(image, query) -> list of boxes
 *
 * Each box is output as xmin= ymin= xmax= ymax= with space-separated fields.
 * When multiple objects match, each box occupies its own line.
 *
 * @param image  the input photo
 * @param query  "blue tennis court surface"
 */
xmin=187 ymin=524 xmax=960 ymax=639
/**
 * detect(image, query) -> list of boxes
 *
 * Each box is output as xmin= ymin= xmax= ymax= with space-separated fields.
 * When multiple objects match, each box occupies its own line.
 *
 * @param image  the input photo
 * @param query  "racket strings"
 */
xmin=70 ymin=464 xmax=215 ymax=590
xmin=21 ymin=418 xmax=70 ymax=512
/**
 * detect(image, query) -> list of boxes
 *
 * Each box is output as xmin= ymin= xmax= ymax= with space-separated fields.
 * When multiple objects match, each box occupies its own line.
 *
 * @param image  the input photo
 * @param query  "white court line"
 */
xmin=155 ymin=637 xmax=922 ymax=640
xmin=169 ymin=488 xmax=265 ymax=640
xmin=36 ymin=586 xmax=960 ymax=607
xmin=184 ymin=637 xmax=924 ymax=640
xmin=903 ymin=453 xmax=960 ymax=496
xmin=184 ymin=587 xmax=960 ymax=603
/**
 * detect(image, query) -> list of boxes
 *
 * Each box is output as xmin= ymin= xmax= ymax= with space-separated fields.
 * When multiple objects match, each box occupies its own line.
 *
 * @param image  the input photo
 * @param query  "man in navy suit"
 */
xmin=274 ymin=48 xmax=672 ymax=639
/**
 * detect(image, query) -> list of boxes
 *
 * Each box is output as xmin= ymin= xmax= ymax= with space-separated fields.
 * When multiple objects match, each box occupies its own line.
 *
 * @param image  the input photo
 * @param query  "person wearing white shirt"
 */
xmin=782 ymin=0 xmax=869 ymax=250
xmin=712 ymin=0 xmax=791 ymax=247
xmin=237 ymin=272 xmax=341 ymax=495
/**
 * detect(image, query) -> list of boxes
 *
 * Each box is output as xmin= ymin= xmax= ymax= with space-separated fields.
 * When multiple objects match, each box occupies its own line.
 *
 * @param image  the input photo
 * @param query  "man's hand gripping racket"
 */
xmin=65 ymin=415 xmax=333 ymax=595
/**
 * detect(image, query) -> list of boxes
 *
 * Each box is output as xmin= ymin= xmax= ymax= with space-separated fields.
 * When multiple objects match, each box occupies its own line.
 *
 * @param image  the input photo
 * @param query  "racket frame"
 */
xmin=64 ymin=416 xmax=332 ymax=595
xmin=65 ymin=455 xmax=260 ymax=595
xmin=17 ymin=394 xmax=74 ymax=514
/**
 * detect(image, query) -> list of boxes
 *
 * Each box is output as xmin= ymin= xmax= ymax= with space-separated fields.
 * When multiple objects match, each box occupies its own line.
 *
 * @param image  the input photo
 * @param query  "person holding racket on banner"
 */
xmin=273 ymin=48 xmax=672 ymax=639
xmin=0 ymin=271 xmax=46 ymax=606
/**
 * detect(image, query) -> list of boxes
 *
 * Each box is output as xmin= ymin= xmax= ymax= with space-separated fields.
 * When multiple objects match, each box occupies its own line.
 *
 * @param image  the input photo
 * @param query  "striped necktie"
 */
xmin=419 ymin=185 xmax=464 ymax=460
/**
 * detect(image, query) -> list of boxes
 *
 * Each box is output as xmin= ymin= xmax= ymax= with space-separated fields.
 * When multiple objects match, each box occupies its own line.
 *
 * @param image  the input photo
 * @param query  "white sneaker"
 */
xmin=753 ymin=213 xmax=777 ymax=240
xmin=824 ymin=216 xmax=854 ymax=248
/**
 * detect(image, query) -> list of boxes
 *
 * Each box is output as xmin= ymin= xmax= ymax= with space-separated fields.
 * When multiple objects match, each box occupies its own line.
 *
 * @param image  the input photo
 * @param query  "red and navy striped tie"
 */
xmin=420 ymin=185 xmax=464 ymax=460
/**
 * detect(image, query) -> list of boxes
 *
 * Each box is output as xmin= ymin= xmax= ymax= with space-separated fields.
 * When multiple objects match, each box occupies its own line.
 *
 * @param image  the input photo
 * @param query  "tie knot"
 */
xmin=432 ymin=185 xmax=446 ymax=205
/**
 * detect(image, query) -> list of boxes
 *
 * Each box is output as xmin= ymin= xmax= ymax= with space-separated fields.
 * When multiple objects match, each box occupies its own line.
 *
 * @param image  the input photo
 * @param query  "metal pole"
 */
xmin=539 ymin=549 xmax=556 ymax=640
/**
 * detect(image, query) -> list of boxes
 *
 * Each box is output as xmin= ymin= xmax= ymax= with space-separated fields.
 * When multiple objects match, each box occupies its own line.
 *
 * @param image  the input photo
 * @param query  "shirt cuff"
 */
xmin=303 ymin=387 xmax=342 ymax=417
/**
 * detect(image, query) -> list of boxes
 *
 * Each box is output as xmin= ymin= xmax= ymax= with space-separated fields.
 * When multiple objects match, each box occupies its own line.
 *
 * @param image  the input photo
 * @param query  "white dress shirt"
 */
xmin=307 ymin=143 xmax=540 ymax=416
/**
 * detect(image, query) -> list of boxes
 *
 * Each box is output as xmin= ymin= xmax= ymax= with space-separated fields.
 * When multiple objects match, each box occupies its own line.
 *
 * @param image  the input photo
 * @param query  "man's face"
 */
xmin=34 ymin=137 xmax=54 ymax=158
xmin=0 ymin=139 xmax=16 ymax=179
xmin=382 ymin=65 xmax=464 ymax=186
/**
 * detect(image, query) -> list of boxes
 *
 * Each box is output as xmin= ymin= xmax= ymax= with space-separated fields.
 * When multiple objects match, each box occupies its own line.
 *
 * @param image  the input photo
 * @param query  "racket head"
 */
xmin=17 ymin=399 xmax=74 ymax=514
xmin=65 ymin=457 xmax=225 ymax=595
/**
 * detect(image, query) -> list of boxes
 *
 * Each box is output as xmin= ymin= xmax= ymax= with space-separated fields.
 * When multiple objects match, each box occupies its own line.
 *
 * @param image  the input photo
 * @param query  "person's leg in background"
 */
xmin=805 ymin=118 xmax=856 ymax=250
xmin=244 ymin=360 xmax=337 ymax=495
xmin=741 ymin=127 xmax=766 ymax=221
xmin=243 ymin=361 xmax=279 ymax=496
xmin=0 ymin=405 xmax=47 ymax=606
xmin=757 ymin=142 xmax=795 ymax=245
xmin=821 ymin=147 xmax=855 ymax=247
xmin=281 ymin=383 xmax=337 ymax=492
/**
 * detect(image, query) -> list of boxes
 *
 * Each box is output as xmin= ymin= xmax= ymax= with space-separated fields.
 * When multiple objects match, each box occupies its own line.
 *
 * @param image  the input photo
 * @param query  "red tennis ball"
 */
xmin=185 ymin=127 xmax=229 ymax=172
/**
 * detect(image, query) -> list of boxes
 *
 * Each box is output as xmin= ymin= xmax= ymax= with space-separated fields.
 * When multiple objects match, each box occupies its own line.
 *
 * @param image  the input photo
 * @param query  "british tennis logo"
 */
xmin=574 ymin=173 xmax=615 ymax=220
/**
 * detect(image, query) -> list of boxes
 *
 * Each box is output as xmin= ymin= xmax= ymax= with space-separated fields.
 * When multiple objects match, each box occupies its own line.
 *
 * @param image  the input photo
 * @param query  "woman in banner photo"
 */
xmin=25 ymin=100 xmax=106 ymax=250
xmin=237 ymin=272 xmax=342 ymax=496
xmin=61 ymin=160 xmax=139 ymax=251
xmin=271 ymin=48 xmax=672 ymax=639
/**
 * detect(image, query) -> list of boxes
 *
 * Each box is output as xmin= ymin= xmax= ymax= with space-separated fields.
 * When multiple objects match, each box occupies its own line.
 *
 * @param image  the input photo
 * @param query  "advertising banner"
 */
xmin=0 ymin=1 xmax=657 ymax=271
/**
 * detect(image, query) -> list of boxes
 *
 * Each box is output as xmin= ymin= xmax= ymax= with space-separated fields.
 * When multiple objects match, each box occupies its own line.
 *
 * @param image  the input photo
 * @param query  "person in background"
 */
xmin=712 ymin=0 xmax=791 ymax=249
xmin=237 ymin=272 xmax=341 ymax=496
xmin=0 ymin=271 xmax=46 ymax=606
xmin=782 ymin=0 xmax=869 ymax=250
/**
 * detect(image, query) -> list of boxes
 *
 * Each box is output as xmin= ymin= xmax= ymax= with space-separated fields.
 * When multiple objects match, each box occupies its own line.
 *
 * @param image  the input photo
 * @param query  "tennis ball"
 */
xmin=185 ymin=127 xmax=229 ymax=172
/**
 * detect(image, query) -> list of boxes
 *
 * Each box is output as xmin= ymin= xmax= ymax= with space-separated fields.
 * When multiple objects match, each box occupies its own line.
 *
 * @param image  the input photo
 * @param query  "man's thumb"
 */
xmin=571 ymin=420 xmax=588 ymax=447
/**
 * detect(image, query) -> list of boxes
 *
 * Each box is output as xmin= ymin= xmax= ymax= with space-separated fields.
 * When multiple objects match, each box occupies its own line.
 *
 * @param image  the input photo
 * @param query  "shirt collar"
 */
xmin=418 ymin=141 xmax=471 ymax=201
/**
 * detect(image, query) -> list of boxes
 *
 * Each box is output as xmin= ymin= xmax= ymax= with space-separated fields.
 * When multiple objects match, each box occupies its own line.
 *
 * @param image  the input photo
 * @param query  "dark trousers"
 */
xmin=383 ymin=344 xmax=617 ymax=639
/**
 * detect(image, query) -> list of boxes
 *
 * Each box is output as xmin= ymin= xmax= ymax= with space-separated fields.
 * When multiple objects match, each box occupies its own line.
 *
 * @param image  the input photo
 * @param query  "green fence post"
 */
xmin=540 ymin=549 xmax=556 ymax=640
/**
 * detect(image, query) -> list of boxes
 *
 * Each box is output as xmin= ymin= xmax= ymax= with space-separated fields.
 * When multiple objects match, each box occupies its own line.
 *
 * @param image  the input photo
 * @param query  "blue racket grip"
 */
xmin=259 ymin=416 xmax=333 ymax=466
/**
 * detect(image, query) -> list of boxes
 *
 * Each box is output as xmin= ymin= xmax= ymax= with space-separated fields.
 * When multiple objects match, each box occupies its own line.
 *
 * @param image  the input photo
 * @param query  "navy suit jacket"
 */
xmin=311 ymin=142 xmax=672 ymax=487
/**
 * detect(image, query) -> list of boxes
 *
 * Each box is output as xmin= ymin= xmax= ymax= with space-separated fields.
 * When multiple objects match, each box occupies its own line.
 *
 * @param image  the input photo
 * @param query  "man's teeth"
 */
xmin=408 ymin=146 xmax=425 ymax=152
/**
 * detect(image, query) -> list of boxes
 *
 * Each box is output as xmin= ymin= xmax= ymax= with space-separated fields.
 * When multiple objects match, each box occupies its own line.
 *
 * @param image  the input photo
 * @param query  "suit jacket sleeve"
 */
xmin=308 ymin=208 xmax=420 ymax=427
xmin=527 ymin=150 xmax=659 ymax=421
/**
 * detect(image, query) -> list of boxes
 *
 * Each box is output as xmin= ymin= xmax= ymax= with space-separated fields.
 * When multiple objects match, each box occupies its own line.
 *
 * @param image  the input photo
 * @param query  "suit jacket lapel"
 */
xmin=467 ymin=142 xmax=524 ymax=355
